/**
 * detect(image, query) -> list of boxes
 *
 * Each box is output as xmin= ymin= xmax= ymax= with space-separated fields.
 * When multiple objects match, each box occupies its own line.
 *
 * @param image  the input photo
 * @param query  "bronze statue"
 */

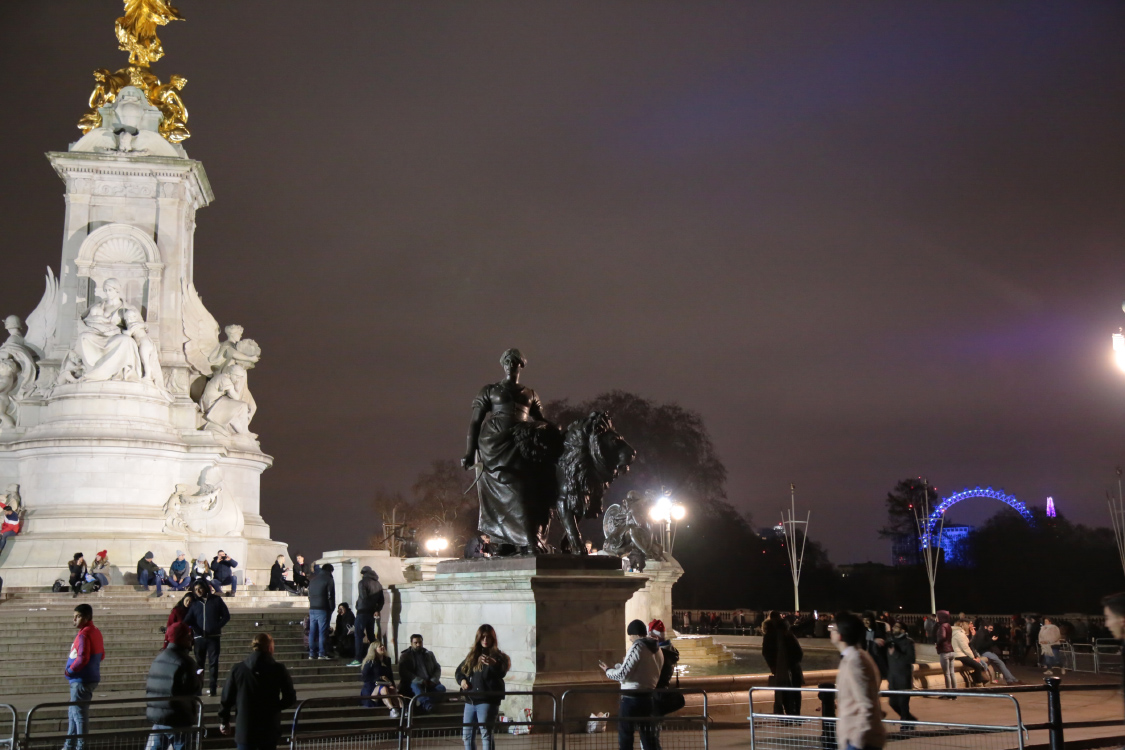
xmin=462 ymin=349 xmax=636 ymax=555
xmin=602 ymin=491 xmax=665 ymax=569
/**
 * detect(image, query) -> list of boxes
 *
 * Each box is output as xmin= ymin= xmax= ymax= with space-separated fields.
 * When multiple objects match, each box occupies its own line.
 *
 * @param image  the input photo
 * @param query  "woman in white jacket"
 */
xmin=952 ymin=621 xmax=986 ymax=685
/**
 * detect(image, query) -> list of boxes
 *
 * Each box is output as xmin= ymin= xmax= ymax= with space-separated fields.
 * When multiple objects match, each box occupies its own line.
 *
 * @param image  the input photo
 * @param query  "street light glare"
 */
xmin=1113 ymin=332 xmax=1125 ymax=372
xmin=671 ymin=505 xmax=686 ymax=520
xmin=424 ymin=537 xmax=449 ymax=554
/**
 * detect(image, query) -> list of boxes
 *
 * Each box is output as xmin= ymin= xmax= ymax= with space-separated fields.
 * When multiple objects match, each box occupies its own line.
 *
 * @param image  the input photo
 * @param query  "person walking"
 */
xmin=349 ymin=566 xmax=384 ymax=667
xmin=934 ymin=611 xmax=957 ymax=691
xmin=762 ymin=613 xmax=804 ymax=716
xmin=360 ymin=642 xmax=402 ymax=715
xmin=164 ymin=592 xmax=196 ymax=649
xmin=183 ymin=579 xmax=231 ymax=696
xmin=218 ymin=633 xmax=297 ymax=750
xmin=831 ymin=612 xmax=886 ymax=750
xmin=210 ymin=550 xmax=239 ymax=596
xmin=137 ymin=551 xmax=164 ymax=597
xmin=599 ymin=619 xmax=663 ymax=750
xmin=886 ymin=620 xmax=919 ymax=727
xmin=971 ymin=623 xmax=1020 ymax=685
xmin=307 ymin=563 xmax=335 ymax=660
xmin=399 ymin=633 xmax=446 ymax=712
xmin=454 ymin=624 xmax=510 ymax=750
xmin=63 ymin=603 xmax=105 ymax=750
xmin=1039 ymin=617 xmax=1064 ymax=676
xmin=1102 ymin=593 xmax=1125 ymax=726
xmin=145 ymin=622 xmax=201 ymax=750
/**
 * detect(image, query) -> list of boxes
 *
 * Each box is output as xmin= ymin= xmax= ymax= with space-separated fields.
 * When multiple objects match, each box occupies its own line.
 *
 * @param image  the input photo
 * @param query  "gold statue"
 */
xmin=115 ymin=0 xmax=184 ymax=67
xmin=77 ymin=0 xmax=190 ymax=144
xmin=152 ymin=75 xmax=190 ymax=142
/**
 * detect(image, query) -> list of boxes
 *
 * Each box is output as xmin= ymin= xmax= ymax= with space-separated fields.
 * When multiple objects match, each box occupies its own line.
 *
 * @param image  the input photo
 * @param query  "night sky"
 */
xmin=3 ymin=2 xmax=1125 ymax=564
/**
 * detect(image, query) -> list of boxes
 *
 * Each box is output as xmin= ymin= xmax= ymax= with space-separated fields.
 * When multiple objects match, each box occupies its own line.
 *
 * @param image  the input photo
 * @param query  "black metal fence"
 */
xmin=21 ymin=696 xmax=204 ymax=750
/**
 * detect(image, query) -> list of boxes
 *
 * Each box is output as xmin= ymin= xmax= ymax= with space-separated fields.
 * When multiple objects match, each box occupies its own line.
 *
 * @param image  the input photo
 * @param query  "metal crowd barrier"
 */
xmin=404 ymin=690 xmax=557 ymax=750
xmin=560 ymin=687 xmax=709 ymax=750
xmin=288 ymin=693 xmax=406 ymax=750
xmin=749 ymin=686 xmax=1026 ymax=750
xmin=22 ymin=696 xmax=205 ymax=750
xmin=0 ymin=704 xmax=14 ymax=750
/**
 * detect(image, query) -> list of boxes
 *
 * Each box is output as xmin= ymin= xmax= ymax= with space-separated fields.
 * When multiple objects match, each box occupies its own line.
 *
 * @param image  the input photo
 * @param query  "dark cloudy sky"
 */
xmin=3 ymin=2 xmax=1125 ymax=564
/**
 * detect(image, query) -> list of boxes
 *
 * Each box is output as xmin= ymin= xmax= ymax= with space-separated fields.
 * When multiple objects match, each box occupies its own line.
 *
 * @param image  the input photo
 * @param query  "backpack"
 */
xmin=80 ymin=580 xmax=100 ymax=594
xmin=52 ymin=579 xmax=67 ymax=593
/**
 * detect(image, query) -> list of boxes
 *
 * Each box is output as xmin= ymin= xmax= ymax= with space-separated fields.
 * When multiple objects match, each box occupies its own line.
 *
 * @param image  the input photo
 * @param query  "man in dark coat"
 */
xmin=886 ymin=620 xmax=919 ymax=726
xmin=463 ymin=533 xmax=493 ymax=559
xmin=210 ymin=550 xmax=239 ymax=596
xmin=218 ymin=633 xmax=297 ymax=750
xmin=145 ymin=622 xmax=201 ymax=749
xmin=182 ymin=580 xmax=231 ymax=696
xmin=306 ymin=564 xmax=335 ymax=660
xmin=349 ymin=566 xmax=384 ymax=666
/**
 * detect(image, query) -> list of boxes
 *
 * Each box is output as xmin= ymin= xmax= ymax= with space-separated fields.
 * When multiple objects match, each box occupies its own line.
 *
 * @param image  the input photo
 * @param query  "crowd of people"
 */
xmin=49 ymin=552 xmax=1125 ymax=750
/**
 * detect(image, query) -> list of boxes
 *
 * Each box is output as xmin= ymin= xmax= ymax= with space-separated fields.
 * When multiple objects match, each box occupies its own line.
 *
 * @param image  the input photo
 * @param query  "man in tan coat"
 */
xmin=831 ymin=612 xmax=886 ymax=750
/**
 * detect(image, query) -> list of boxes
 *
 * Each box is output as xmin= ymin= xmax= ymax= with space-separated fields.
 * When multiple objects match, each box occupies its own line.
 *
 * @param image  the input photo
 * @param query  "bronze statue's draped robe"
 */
xmin=469 ymin=382 xmax=559 ymax=548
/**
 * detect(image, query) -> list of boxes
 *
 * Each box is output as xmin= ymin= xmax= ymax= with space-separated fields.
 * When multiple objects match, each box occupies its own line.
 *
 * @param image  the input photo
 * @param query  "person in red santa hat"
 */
xmin=648 ymin=619 xmax=683 ymax=716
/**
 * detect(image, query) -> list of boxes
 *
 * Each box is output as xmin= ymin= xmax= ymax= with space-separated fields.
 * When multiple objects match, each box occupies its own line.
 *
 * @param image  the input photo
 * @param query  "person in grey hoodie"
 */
xmin=600 ymin=619 xmax=664 ymax=750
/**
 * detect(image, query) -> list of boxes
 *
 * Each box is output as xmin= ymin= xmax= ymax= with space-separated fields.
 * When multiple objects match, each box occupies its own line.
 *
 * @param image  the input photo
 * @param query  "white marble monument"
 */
xmin=0 ymin=24 xmax=288 ymax=586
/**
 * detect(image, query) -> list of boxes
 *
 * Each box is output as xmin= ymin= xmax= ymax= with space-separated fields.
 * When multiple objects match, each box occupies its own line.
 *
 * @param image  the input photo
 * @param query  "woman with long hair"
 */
xmin=164 ymin=592 xmax=195 ymax=648
xmin=454 ymin=624 xmax=510 ymax=750
xmin=360 ymin=642 xmax=402 ymax=716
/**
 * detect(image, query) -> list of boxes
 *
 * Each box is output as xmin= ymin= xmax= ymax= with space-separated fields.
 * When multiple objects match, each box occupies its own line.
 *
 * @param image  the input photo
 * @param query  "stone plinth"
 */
xmin=391 ymin=555 xmax=644 ymax=718
xmin=624 ymin=556 xmax=683 ymax=634
xmin=317 ymin=550 xmax=408 ymax=624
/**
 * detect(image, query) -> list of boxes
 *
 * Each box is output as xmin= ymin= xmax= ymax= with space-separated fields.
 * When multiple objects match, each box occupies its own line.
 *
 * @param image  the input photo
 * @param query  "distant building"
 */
xmin=891 ymin=524 xmax=974 ymax=567
xmin=759 ymin=524 xmax=785 ymax=540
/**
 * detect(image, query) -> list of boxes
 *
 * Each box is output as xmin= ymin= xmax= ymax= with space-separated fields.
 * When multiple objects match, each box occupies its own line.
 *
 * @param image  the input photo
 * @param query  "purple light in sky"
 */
xmin=1046 ymin=496 xmax=1056 ymax=517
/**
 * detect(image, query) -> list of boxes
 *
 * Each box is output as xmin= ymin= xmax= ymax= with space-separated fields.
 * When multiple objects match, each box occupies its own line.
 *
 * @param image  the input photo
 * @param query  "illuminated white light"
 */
xmin=648 ymin=506 xmax=664 ymax=521
xmin=1114 ymin=332 xmax=1125 ymax=372
xmin=671 ymin=505 xmax=686 ymax=521
xmin=424 ymin=537 xmax=449 ymax=554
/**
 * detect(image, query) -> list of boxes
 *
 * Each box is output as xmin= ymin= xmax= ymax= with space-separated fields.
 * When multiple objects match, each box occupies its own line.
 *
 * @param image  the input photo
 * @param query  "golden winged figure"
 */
xmin=77 ymin=0 xmax=191 ymax=143
xmin=115 ymin=0 xmax=184 ymax=67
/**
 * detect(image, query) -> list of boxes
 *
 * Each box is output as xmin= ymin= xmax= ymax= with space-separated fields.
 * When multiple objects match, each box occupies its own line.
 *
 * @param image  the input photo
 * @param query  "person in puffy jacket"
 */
xmin=455 ymin=624 xmax=511 ymax=750
xmin=183 ymin=580 xmax=230 ymax=696
xmin=145 ymin=622 xmax=201 ymax=748
xmin=64 ymin=604 xmax=104 ymax=750
xmin=210 ymin=551 xmax=238 ymax=596
xmin=600 ymin=620 xmax=663 ymax=750
xmin=350 ymin=566 xmax=384 ymax=666
xmin=952 ymin=621 xmax=985 ymax=685
xmin=0 ymin=504 xmax=20 ymax=554
xmin=934 ymin=610 xmax=956 ymax=690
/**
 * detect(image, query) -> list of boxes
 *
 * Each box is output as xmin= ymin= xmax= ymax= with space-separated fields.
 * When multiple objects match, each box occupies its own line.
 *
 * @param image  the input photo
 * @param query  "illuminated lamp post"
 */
xmin=424 ymin=536 xmax=449 ymax=557
xmin=912 ymin=478 xmax=944 ymax=615
xmin=780 ymin=483 xmax=810 ymax=612
xmin=648 ymin=491 xmax=686 ymax=554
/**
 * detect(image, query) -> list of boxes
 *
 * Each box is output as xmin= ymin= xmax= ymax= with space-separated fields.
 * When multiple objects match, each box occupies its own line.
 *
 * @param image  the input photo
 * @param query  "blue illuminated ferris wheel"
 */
xmin=922 ymin=486 xmax=1035 ymax=549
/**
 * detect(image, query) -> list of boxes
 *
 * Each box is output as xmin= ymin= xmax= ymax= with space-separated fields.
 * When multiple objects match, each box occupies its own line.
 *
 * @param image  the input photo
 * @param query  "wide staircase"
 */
xmin=0 ymin=585 xmax=447 ymax=747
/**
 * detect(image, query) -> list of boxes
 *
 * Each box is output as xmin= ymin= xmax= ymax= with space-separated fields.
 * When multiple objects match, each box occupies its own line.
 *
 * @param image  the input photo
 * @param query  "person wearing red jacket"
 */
xmin=0 ymin=505 xmax=20 ymax=554
xmin=64 ymin=603 xmax=105 ymax=750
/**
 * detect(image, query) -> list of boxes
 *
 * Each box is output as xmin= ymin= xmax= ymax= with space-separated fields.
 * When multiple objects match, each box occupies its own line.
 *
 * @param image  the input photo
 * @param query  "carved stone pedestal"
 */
xmin=391 ymin=555 xmax=645 ymax=718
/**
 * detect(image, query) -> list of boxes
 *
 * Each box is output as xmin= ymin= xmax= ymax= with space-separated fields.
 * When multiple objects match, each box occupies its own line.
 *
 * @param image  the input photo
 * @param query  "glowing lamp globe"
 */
xmin=671 ymin=504 xmax=686 ymax=521
xmin=1114 ymin=331 xmax=1125 ymax=372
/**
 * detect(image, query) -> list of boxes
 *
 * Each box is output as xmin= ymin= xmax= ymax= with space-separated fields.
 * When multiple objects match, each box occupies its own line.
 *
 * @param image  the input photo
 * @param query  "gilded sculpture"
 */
xmin=77 ymin=0 xmax=190 ymax=143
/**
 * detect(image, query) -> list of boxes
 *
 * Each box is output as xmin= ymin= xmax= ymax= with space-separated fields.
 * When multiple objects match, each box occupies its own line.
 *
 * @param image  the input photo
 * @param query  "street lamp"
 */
xmin=648 ymin=491 xmax=685 ymax=554
xmin=424 ymin=537 xmax=448 ymax=556
xmin=1114 ymin=328 xmax=1125 ymax=372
